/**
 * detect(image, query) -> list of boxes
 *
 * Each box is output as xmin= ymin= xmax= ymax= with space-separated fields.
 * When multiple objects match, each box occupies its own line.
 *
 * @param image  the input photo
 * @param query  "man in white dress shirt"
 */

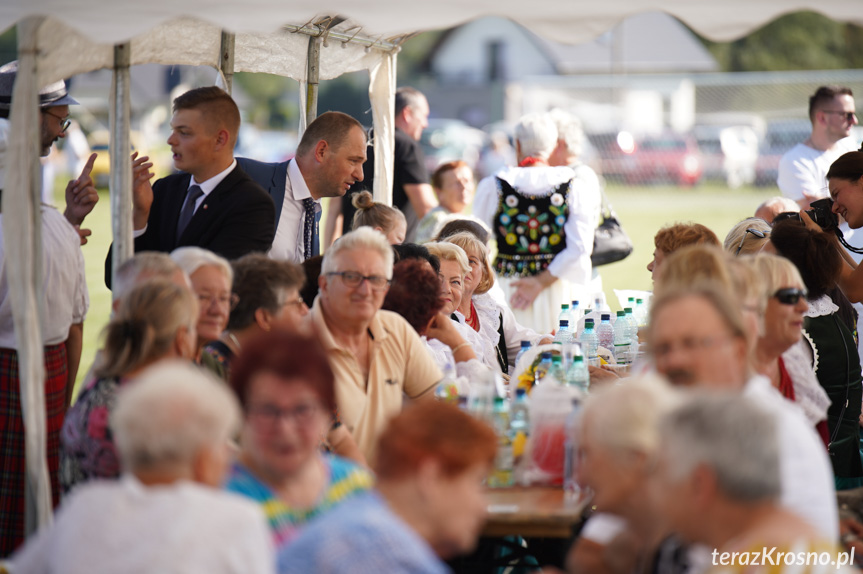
xmin=238 ymin=111 xmax=367 ymax=263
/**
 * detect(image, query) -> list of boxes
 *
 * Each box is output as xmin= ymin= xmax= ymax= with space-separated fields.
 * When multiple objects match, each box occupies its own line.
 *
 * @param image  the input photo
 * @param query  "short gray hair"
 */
xmin=548 ymin=109 xmax=584 ymax=158
xmin=171 ymin=247 xmax=233 ymax=284
xmin=756 ymin=196 xmax=799 ymax=215
xmin=114 ymin=252 xmax=189 ymax=302
xmin=659 ymin=392 xmax=780 ymax=502
xmin=514 ymin=113 xmax=558 ymax=160
xmin=112 ymin=360 xmax=240 ymax=473
xmin=581 ymin=375 xmax=680 ymax=458
xmin=321 ymin=227 xmax=394 ymax=277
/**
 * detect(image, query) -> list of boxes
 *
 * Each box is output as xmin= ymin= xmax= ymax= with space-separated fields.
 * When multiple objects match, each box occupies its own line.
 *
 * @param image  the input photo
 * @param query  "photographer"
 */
xmin=805 ymin=151 xmax=863 ymax=302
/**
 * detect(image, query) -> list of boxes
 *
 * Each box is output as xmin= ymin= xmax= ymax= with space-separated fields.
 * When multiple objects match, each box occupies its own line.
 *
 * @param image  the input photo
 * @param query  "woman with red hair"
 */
xmin=225 ymin=330 xmax=373 ymax=552
xmin=279 ymin=401 xmax=497 ymax=573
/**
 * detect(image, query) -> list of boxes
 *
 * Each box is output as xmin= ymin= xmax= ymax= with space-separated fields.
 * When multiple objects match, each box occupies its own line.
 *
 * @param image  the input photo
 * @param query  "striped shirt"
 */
xmin=225 ymin=454 xmax=373 ymax=551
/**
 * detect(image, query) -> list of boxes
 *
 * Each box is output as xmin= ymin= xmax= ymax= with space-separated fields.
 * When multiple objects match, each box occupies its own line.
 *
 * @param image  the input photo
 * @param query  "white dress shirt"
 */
xmin=268 ymin=159 xmax=321 ymax=263
xmin=0 ymin=206 xmax=88 ymax=348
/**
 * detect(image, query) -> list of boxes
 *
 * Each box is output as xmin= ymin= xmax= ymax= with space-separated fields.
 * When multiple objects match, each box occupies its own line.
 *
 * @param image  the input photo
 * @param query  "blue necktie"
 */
xmin=177 ymin=185 xmax=203 ymax=239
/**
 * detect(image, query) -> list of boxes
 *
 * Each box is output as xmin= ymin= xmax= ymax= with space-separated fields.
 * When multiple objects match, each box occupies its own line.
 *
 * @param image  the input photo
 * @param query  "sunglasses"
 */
xmin=821 ymin=110 xmax=857 ymax=122
xmin=773 ymin=287 xmax=807 ymax=305
xmin=735 ymin=228 xmax=769 ymax=256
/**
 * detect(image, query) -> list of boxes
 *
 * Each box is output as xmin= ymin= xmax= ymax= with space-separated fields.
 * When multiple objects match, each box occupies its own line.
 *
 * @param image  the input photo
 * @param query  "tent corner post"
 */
xmin=109 ymin=42 xmax=133 ymax=295
xmin=304 ymin=35 xmax=321 ymax=127
xmin=220 ymin=32 xmax=236 ymax=94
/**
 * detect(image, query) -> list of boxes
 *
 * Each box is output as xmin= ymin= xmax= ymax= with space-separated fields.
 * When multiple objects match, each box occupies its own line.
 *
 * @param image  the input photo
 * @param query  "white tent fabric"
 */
xmin=0 ymin=0 xmax=861 ymax=540
xmin=1 ymin=1 xmax=862 ymax=46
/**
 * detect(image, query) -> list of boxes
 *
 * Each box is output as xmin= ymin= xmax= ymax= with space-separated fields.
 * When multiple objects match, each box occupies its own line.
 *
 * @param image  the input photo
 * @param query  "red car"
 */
xmin=626 ymin=133 xmax=703 ymax=186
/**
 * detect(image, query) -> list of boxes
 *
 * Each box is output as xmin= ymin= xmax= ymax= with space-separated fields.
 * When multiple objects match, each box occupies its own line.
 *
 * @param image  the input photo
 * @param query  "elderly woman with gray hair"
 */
xmin=171 ymin=246 xmax=234 ymax=367
xmin=15 ymin=361 xmax=274 ymax=573
xmin=472 ymin=112 xmax=601 ymax=333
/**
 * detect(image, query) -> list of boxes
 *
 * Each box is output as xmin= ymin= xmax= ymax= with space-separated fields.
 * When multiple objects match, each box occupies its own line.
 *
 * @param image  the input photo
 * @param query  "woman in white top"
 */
xmin=443 ymin=231 xmax=551 ymax=374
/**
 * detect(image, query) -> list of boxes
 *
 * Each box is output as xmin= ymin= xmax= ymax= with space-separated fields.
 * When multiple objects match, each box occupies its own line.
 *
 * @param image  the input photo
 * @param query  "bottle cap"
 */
xmin=571 ymin=300 xmax=579 ymax=307
xmin=516 ymin=387 xmax=526 ymax=398
xmin=561 ymin=303 xmax=569 ymax=310
xmin=628 ymin=297 xmax=635 ymax=302
xmin=617 ymin=310 xmax=625 ymax=317
xmin=560 ymin=319 xmax=569 ymax=327
xmin=494 ymin=396 xmax=504 ymax=406
xmin=552 ymin=355 xmax=562 ymax=364
xmin=636 ymin=298 xmax=643 ymax=303
xmin=625 ymin=307 xmax=633 ymax=313
xmin=541 ymin=351 xmax=552 ymax=359
xmin=521 ymin=340 xmax=531 ymax=348
xmin=601 ymin=313 xmax=610 ymax=321
xmin=585 ymin=319 xmax=594 ymax=326
xmin=573 ymin=355 xmax=584 ymax=362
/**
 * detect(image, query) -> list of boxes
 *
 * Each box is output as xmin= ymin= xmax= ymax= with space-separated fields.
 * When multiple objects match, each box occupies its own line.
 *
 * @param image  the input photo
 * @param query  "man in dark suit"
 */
xmin=237 ymin=111 xmax=366 ymax=263
xmin=106 ymin=87 xmax=274 ymax=286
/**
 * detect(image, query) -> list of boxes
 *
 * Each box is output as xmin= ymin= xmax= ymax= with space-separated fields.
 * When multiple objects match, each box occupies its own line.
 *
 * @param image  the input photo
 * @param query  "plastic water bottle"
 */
xmin=579 ymin=319 xmax=598 ymax=364
xmin=614 ymin=310 xmax=632 ymax=364
xmin=564 ymin=398 xmax=582 ymax=499
xmin=514 ymin=340 xmax=532 ymax=371
xmin=596 ymin=313 xmax=614 ymax=351
xmin=571 ymin=300 xmax=580 ymax=319
xmin=558 ymin=303 xmax=572 ymax=327
xmin=554 ymin=320 xmax=573 ymax=345
xmin=489 ymin=396 xmax=514 ymax=488
xmin=549 ymin=355 xmax=566 ymax=384
xmin=510 ymin=388 xmax=530 ymax=464
xmin=534 ymin=351 xmax=554 ymax=385
xmin=468 ymin=369 xmax=497 ymax=423
xmin=624 ymin=307 xmax=638 ymax=343
xmin=565 ymin=354 xmax=589 ymax=392
xmin=434 ymin=363 xmax=459 ymax=403
xmin=634 ymin=298 xmax=648 ymax=328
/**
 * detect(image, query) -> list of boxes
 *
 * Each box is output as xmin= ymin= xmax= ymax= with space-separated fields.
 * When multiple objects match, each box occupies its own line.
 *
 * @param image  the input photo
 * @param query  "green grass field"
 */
xmin=70 ymin=182 xmax=777 ymax=396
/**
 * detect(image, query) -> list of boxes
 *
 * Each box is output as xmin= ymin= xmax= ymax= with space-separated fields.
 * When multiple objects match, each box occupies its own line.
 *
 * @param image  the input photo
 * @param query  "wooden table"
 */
xmin=483 ymin=486 xmax=591 ymax=538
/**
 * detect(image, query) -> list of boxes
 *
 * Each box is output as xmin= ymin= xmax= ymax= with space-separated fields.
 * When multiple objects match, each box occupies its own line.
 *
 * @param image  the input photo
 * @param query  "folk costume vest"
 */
xmin=492 ymin=176 xmax=571 ymax=278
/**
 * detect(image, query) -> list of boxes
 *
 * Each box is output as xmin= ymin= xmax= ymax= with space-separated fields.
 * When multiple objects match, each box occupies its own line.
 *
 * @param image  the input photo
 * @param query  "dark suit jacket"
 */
xmin=105 ymin=163 xmax=275 ymax=287
xmin=235 ymin=157 xmax=289 ymax=230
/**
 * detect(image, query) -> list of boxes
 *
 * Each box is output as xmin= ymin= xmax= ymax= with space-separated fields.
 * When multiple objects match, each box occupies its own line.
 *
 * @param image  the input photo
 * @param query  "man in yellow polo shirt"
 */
xmin=308 ymin=227 xmax=442 ymax=461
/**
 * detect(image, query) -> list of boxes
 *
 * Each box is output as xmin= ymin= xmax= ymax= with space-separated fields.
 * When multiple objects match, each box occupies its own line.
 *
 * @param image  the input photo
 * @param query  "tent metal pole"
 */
xmin=304 ymin=35 xmax=321 ymax=126
xmin=220 ymin=32 xmax=236 ymax=94
xmin=109 ymin=42 xmax=133 ymax=294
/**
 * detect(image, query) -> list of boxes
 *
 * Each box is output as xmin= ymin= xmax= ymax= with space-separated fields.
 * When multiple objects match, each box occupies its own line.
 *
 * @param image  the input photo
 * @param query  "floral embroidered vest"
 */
xmin=493 ymin=176 xmax=570 ymax=278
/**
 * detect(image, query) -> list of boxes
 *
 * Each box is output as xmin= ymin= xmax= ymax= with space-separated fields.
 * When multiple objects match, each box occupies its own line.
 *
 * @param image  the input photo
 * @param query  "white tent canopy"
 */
xmin=0 ymin=0 xmax=860 ymax=540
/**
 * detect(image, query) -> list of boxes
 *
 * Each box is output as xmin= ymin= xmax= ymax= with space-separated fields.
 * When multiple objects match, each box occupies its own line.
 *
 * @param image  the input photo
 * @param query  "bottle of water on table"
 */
xmin=579 ymin=319 xmax=598 ymax=365
xmin=596 ymin=313 xmax=614 ymax=352
xmin=489 ymin=396 xmax=514 ymax=488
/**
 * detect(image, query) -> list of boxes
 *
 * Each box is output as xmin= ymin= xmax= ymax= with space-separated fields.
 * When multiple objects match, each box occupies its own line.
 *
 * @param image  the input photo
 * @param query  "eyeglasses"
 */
xmin=773 ymin=287 xmax=807 ymax=305
xmin=197 ymin=292 xmax=239 ymax=310
xmin=735 ymin=228 xmax=769 ymax=256
xmin=821 ymin=110 xmax=857 ymax=122
xmin=41 ymin=109 xmax=71 ymax=132
xmin=247 ymin=403 xmax=321 ymax=428
xmin=327 ymin=271 xmax=391 ymax=290
xmin=651 ymin=335 xmax=736 ymax=361
xmin=280 ymin=295 xmax=307 ymax=310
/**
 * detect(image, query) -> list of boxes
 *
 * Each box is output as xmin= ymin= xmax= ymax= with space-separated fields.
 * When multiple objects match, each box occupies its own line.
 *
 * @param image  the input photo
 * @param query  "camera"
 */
xmin=805 ymin=198 xmax=839 ymax=231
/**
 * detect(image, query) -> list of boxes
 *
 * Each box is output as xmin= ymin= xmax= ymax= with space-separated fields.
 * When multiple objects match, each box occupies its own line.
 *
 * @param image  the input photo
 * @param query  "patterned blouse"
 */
xmin=59 ymin=376 xmax=126 ymax=495
xmin=225 ymin=454 xmax=374 ymax=551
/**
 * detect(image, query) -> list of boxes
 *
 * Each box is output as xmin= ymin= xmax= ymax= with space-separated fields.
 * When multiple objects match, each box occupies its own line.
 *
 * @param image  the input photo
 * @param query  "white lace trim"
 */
xmin=782 ymin=342 xmax=830 ymax=426
xmin=801 ymin=329 xmax=820 ymax=375
xmin=805 ymin=295 xmax=839 ymax=318
xmin=472 ymin=292 xmax=503 ymax=348
xmin=451 ymin=311 xmax=500 ymax=370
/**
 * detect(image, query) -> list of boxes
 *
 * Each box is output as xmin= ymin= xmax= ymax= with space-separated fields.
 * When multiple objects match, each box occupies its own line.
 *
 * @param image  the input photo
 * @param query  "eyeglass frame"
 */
xmin=197 ymin=291 xmax=240 ymax=310
xmin=41 ymin=108 xmax=71 ymax=133
xmin=773 ymin=287 xmax=807 ymax=306
xmin=246 ymin=402 xmax=322 ymax=429
xmin=820 ymin=110 xmax=857 ymax=122
xmin=326 ymin=270 xmax=392 ymax=290
xmin=735 ymin=228 xmax=769 ymax=256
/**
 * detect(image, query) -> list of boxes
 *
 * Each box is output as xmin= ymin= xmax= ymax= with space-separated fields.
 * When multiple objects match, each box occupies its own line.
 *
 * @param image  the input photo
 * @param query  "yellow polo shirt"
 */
xmin=308 ymin=297 xmax=443 ymax=460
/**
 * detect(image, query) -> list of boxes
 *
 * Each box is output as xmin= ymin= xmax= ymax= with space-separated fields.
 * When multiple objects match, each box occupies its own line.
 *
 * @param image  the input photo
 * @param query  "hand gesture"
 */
xmin=131 ymin=151 xmax=155 ymax=230
xmin=63 ymin=153 xmax=99 ymax=226
xmin=510 ymin=276 xmax=544 ymax=310
xmin=426 ymin=312 xmax=464 ymax=348
xmin=73 ymin=225 xmax=92 ymax=246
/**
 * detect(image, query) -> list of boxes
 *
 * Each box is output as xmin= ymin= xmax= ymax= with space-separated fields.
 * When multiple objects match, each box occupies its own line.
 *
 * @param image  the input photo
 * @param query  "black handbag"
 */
xmin=591 ymin=186 xmax=633 ymax=266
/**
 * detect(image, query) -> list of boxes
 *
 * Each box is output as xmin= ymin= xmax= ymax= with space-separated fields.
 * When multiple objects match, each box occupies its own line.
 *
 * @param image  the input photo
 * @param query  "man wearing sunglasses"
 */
xmin=778 ymin=85 xmax=858 ymax=211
